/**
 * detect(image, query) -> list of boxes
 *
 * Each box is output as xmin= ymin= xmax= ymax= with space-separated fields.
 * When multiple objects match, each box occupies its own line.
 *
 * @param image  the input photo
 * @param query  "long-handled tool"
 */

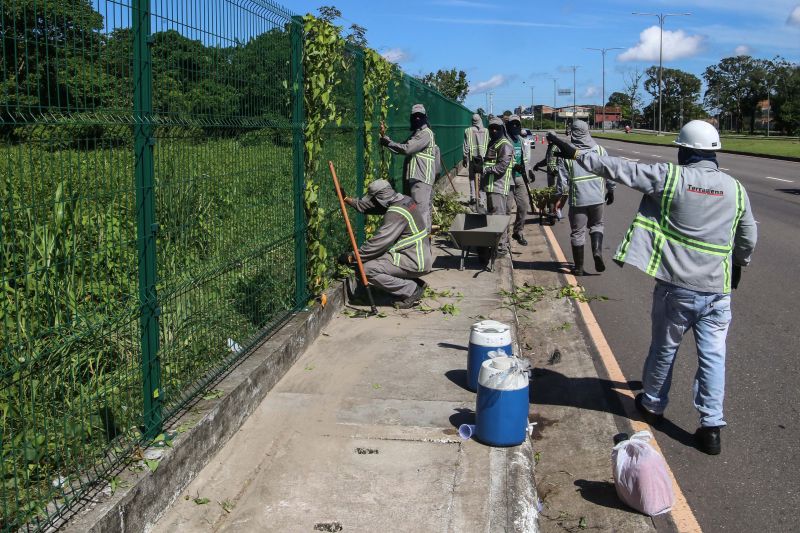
xmin=328 ymin=161 xmax=378 ymax=315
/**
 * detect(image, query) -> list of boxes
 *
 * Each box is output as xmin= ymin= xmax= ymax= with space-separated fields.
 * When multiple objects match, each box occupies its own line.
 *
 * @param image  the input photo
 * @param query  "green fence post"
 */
xmin=291 ymin=16 xmax=307 ymax=306
xmin=133 ymin=0 xmax=161 ymax=439
xmin=354 ymin=49 xmax=366 ymax=244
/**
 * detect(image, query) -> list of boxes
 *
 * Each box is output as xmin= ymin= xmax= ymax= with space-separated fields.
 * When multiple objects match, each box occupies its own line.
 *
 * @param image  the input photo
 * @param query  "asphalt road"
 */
xmin=537 ymin=136 xmax=800 ymax=532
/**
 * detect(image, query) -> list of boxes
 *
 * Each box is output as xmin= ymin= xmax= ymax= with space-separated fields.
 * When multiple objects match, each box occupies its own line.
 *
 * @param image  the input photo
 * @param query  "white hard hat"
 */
xmin=673 ymin=120 xmax=722 ymax=151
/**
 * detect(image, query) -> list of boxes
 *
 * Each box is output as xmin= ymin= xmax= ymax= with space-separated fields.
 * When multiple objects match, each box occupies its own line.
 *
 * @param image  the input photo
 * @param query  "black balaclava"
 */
xmin=410 ymin=113 xmax=428 ymax=131
xmin=678 ymin=146 xmax=718 ymax=167
xmin=489 ymin=125 xmax=504 ymax=141
xmin=507 ymin=120 xmax=522 ymax=139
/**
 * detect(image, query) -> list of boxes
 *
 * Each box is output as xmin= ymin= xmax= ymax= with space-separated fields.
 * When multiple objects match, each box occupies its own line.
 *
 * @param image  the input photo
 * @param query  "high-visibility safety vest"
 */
xmin=410 ymin=128 xmax=436 ymax=185
xmin=614 ymin=162 xmax=746 ymax=294
xmin=564 ymin=145 xmax=608 ymax=206
xmin=387 ymin=205 xmax=428 ymax=272
xmin=466 ymin=127 xmax=488 ymax=159
xmin=483 ymin=137 xmax=513 ymax=195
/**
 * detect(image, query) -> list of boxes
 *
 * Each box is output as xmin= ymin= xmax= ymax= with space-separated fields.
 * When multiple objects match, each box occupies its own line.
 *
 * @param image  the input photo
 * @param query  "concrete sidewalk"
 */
xmin=151 ymin=171 xmax=538 ymax=532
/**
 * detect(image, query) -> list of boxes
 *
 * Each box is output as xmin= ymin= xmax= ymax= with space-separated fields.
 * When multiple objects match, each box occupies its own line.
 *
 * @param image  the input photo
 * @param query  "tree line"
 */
xmin=607 ymin=56 xmax=799 ymax=135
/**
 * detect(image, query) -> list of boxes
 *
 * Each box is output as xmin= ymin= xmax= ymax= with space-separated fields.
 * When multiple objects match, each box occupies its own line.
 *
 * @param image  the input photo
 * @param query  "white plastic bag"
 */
xmin=612 ymin=430 xmax=674 ymax=516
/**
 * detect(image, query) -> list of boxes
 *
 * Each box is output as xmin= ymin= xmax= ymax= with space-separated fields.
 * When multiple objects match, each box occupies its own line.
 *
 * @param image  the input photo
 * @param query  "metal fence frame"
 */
xmin=0 ymin=1 xmax=472 ymax=530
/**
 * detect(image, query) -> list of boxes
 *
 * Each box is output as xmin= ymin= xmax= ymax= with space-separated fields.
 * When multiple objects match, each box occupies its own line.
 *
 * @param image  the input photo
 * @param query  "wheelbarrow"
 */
xmin=448 ymin=213 xmax=512 ymax=272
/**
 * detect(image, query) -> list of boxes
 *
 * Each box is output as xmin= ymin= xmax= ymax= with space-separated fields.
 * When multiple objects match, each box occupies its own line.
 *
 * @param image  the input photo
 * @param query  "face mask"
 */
xmin=489 ymin=127 xmax=503 ymax=141
xmin=410 ymin=114 xmax=426 ymax=130
xmin=508 ymin=122 xmax=521 ymax=137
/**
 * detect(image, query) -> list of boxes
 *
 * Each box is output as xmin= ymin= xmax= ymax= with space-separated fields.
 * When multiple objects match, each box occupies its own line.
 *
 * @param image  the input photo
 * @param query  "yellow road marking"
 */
xmin=542 ymin=224 xmax=702 ymax=533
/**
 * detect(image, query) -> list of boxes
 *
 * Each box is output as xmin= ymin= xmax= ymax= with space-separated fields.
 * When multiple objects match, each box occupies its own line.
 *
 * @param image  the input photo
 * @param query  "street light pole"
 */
xmin=569 ymin=66 xmax=580 ymax=126
xmin=586 ymin=47 xmax=623 ymax=132
xmin=550 ymin=77 xmax=558 ymax=129
xmin=633 ymin=12 xmax=691 ymax=136
xmin=523 ymin=81 xmax=535 ymax=130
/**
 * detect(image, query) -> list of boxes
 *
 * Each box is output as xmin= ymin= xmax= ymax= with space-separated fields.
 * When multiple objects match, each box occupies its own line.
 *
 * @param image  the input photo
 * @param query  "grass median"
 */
xmin=591 ymin=131 xmax=800 ymax=159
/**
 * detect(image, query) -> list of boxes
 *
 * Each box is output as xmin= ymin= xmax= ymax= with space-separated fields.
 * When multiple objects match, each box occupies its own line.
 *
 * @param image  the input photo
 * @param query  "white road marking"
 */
xmin=764 ymin=176 xmax=794 ymax=183
xmin=621 ymin=157 xmax=640 ymax=162
xmin=632 ymin=151 xmax=640 ymax=154
xmin=720 ymin=167 xmax=730 ymax=171
xmin=652 ymin=154 xmax=662 ymax=158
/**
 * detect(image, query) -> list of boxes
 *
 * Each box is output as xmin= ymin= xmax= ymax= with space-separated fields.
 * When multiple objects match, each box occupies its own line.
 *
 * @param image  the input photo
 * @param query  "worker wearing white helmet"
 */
xmin=547 ymin=120 xmax=757 ymax=456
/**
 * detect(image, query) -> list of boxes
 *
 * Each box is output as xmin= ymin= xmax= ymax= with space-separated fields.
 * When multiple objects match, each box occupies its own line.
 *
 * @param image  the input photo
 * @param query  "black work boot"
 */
xmin=512 ymin=232 xmax=528 ymax=246
xmin=571 ymin=245 xmax=584 ymax=276
xmin=695 ymin=426 xmax=722 ymax=455
xmin=394 ymin=281 xmax=427 ymax=310
xmin=591 ymin=232 xmax=606 ymax=272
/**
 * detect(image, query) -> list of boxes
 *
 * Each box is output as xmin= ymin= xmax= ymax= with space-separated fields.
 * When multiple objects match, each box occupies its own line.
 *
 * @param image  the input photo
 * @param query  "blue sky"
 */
xmin=291 ymin=0 xmax=800 ymax=113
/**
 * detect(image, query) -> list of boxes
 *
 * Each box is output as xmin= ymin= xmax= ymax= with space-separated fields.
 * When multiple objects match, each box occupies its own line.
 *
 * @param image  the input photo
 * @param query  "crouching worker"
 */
xmin=339 ymin=179 xmax=431 ymax=309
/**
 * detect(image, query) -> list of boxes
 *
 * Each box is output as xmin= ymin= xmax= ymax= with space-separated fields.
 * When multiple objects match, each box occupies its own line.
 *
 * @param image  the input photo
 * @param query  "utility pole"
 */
xmin=633 ymin=12 xmax=691 ymax=135
xmin=488 ymin=91 xmax=494 ymax=116
xmin=550 ymin=77 xmax=557 ymax=129
xmin=569 ymin=66 xmax=580 ymax=126
xmin=766 ymin=83 xmax=772 ymax=137
xmin=522 ymin=81 xmax=535 ymax=130
xmin=586 ymin=47 xmax=623 ymax=132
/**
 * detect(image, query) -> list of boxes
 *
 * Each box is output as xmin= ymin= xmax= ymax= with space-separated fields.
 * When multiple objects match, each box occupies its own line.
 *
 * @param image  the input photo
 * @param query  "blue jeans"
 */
xmin=641 ymin=281 xmax=732 ymax=428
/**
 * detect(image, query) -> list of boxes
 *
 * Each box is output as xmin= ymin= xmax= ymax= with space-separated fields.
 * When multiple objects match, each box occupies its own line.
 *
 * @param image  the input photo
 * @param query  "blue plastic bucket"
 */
xmin=475 ymin=357 xmax=530 ymax=447
xmin=467 ymin=320 xmax=512 ymax=392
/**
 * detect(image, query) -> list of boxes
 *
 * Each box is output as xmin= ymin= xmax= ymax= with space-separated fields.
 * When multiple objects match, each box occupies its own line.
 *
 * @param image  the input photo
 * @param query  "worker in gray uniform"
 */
xmin=380 ymin=104 xmax=438 ymax=232
xmin=482 ymin=116 xmax=514 ymax=255
xmin=339 ymin=179 xmax=431 ymax=309
xmin=555 ymin=120 xmax=615 ymax=275
xmin=463 ymin=113 xmax=488 ymax=207
xmin=505 ymin=115 xmax=534 ymax=245
xmin=547 ymin=120 xmax=757 ymax=455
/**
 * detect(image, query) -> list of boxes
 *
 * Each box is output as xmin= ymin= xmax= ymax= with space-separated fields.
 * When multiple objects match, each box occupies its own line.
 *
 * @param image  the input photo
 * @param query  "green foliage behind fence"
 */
xmin=0 ymin=1 xmax=472 ymax=530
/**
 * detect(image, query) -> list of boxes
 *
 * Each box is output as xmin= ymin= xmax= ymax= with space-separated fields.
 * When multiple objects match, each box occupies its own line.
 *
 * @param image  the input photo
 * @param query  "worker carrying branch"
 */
xmin=380 ymin=104 xmax=440 ymax=232
xmin=339 ymin=179 xmax=431 ymax=309
xmin=546 ymin=120 xmax=757 ymax=455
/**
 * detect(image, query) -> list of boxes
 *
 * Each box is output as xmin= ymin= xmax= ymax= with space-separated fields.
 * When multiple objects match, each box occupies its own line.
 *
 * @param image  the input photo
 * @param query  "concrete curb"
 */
xmin=590 ymin=134 xmax=800 ymax=162
xmin=63 ymin=284 xmax=347 ymax=532
xmin=498 ymin=254 xmax=540 ymax=533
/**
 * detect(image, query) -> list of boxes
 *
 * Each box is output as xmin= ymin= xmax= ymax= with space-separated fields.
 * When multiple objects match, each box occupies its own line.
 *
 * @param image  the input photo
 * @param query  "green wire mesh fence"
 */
xmin=0 ymin=1 xmax=472 ymax=530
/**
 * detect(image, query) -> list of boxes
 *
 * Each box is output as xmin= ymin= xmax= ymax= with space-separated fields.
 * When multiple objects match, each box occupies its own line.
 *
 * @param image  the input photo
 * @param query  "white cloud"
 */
xmin=734 ymin=45 xmax=752 ymax=55
xmin=469 ymin=75 xmax=508 ymax=95
xmin=788 ymin=5 xmax=800 ymax=26
xmin=619 ymin=25 xmax=705 ymax=62
xmin=381 ymin=48 xmax=410 ymax=63
xmin=582 ymin=86 xmax=600 ymax=99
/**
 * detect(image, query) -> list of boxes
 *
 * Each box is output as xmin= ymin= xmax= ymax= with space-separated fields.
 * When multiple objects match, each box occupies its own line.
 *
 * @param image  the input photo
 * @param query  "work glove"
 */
xmin=732 ymin=265 xmax=742 ymax=289
xmin=337 ymin=252 xmax=354 ymax=265
xmin=337 ymin=185 xmax=348 ymax=199
xmin=546 ymin=132 xmax=578 ymax=159
xmin=513 ymin=163 xmax=525 ymax=174
xmin=379 ymin=136 xmax=390 ymax=147
xmin=526 ymin=170 xmax=536 ymax=183
xmin=605 ymin=190 xmax=614 ymax=206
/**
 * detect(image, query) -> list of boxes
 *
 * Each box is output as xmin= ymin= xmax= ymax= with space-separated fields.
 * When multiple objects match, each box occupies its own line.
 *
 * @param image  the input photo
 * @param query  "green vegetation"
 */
xmin=591 ymin=132 xmax=800 ymax=159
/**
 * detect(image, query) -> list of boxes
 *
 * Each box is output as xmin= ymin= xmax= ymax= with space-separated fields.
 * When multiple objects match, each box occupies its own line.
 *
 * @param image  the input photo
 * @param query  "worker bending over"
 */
xmin=340 ymin=180 xmax=431 ymax=309
xmin=547 ymin=120 xmax=757 ymax=455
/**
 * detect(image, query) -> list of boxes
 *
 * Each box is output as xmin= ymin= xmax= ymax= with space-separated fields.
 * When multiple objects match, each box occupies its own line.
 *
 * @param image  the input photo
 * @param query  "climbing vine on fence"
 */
xmin=362 ymin=49 xmax=397 ymax=236
xmin=302 ymin=14 xmax=345 ymax=295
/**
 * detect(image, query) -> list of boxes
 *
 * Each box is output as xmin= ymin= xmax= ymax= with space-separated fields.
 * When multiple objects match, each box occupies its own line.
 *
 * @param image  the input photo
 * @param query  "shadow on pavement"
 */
xmin=449 ymin=406 xmax=475 ymax=428
xmin=532 ymin=367 xmax=696 ymax=448
xmin=438 ymin=342 xmax=467 ymax=351
xmin=775 ymin=188 xmax=800 ymax=195
xmin=512 ymin=259 xmax=570 ymax=274
xmin=573 ymin=480 xmax=634 ymax=513
xmin=445 ymin=369 xmax=470 ymax=391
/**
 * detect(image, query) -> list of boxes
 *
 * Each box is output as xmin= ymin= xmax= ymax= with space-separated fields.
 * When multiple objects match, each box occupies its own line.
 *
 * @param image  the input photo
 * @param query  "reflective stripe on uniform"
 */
xmin=615 ymin=164 xmax=745 ymax=293
xmin=411 ymin=128 xmax=436 ymax=185
xmin=466 ymin=127 xmax=487 ymax=158
xmin=484 ymin=137 xmax=512 ymax=194
xmin=387 ymin=206 xmax=428 ymax=272
xmin=569 ymin=146 xmax=606 ymax=198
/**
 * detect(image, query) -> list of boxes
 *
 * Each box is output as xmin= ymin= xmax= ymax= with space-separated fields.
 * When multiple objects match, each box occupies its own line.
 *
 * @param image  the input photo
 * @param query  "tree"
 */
xmin=419 ymin=68 xmax=469 ymax=103
xmin=644 ymin=66 xmax=702 ymax=131
xmin=317 ymin=5 xmax=341 ymax=22
xmin=703 ymin=56 xmax=772 ymax=134
xmin=622 ymin=67 xmax=644 ymax=127
xmin=771 ymin=59 xmax=800 ymax=134
xmin=607 ymin=91 xmax=632 ymax=124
